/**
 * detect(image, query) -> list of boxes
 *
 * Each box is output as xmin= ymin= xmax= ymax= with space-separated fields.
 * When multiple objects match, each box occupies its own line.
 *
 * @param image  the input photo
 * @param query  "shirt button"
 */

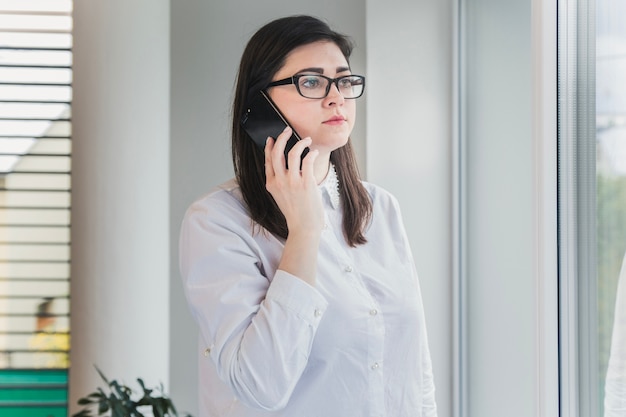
xmin=371 ymin=362 xmax=380 ymax=370
xmin=344 ymin=265 xmax=353 ymax=273
xmin=314 ymin=309 xmax=322 ymax=317
xmin=369 ymin=309 xmax=378 ymax=316
xmin=203 ymin=347 xmax=211 ymax=357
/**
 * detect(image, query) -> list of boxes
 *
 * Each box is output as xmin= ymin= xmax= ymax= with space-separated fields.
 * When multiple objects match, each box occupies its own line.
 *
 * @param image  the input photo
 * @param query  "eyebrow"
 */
xmin=296 ymin=66 xmax=351 ymax=75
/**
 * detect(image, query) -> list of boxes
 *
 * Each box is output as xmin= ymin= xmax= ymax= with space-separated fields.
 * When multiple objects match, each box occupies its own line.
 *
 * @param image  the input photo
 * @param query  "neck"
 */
xmin=314 ymin=152 xmax=332 ymax=184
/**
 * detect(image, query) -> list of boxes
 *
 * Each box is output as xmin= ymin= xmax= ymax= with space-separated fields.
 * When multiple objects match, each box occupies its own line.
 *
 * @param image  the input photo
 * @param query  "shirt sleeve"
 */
xmin=179 ymin=195 xmax=328 ymax=411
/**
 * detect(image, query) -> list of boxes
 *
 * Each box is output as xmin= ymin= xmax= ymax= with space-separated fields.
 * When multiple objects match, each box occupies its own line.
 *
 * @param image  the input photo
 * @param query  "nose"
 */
xmin=324 ymin=82 xmax=345 ymax=106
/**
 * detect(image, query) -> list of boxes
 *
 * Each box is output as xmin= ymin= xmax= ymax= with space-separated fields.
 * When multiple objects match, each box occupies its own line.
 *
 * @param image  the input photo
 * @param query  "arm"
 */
xmin=264 ymin=127 xmax=324 ymax=286
xmin=180 ymin=198 xmax=327 ymax=410
xmin=180 ymin=128 xmax=327 ymax=410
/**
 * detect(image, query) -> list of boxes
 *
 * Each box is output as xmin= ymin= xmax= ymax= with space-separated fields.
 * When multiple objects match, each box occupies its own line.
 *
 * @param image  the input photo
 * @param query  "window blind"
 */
xmin=0 ymin=0 xmax=72 ymax=372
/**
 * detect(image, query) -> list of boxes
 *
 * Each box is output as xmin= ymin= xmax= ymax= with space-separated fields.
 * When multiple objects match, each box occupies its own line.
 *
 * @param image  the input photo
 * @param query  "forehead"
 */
xmin=279 ymin=41 xmax=349 ymax=74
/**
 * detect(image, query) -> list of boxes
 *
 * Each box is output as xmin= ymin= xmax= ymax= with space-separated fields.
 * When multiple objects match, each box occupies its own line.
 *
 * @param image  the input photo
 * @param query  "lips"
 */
xmin=324 ymin=115 xmax=346 ymax=124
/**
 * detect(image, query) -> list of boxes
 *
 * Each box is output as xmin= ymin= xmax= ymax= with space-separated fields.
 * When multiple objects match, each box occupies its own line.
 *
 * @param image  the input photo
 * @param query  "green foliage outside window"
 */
xmin=596 ymin=173 xmax=626 ymax=411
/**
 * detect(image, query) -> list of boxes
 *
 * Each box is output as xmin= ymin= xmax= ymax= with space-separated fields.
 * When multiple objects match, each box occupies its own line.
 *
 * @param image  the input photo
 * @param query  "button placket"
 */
xmin=203 ymin=344 xmax=214 ymax=357
xmin=322 ymin=211 xmax=331 ymax=232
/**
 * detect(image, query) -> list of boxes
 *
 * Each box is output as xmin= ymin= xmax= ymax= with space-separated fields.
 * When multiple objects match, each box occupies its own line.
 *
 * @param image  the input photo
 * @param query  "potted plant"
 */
xmin=72 ymin=367 xmax=192 ymax=417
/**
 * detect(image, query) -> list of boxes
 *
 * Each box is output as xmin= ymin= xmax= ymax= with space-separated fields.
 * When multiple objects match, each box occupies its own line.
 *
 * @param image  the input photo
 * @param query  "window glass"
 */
xmin=597 ymin=1 xmax=626 ymax=415
xmin=0 ymin=1 xmax=71 ymax=416
xmin=559 ymin=0 xmax=626 ymax=415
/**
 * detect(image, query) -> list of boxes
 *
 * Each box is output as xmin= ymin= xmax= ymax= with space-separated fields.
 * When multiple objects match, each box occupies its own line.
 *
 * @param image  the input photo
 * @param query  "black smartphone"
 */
xmin=240 ymin=90 xmax=309 ymax=167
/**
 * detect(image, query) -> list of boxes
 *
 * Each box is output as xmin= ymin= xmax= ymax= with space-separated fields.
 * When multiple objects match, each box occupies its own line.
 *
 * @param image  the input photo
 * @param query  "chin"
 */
xmin=337 ymin=134 xmax=351 ymax=148
xmin=314 ymin=137 xmax=350 ymax=154
xmin=332 ymin=131 xmax=352 ymax=144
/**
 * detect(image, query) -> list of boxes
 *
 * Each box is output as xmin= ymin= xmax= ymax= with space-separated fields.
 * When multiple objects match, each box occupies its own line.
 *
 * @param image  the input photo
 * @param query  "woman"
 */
xmin=180 ymin=15 xmax=437 ymax=417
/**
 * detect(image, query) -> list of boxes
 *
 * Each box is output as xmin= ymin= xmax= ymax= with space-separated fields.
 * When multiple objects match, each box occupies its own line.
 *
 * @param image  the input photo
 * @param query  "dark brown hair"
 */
xmin=232 ymin=15 xmax=372 ymax=247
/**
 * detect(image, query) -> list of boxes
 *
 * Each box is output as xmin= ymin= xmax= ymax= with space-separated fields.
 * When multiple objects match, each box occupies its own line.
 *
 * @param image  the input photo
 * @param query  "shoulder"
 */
xmin=361 ymin=180 xmax=402 ymax=213
xmin=360 ymin=181 xmax=408 ymax=236
xmin=187 ymin=178 xmax=244 ymax=210
xmin=182 ymin=178 xmax=250 ymax=228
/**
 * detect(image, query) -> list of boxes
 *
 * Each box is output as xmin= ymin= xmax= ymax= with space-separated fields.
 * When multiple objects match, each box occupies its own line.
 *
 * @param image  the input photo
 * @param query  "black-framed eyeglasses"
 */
xmin=266 ymin=74 xmax=366 ymax=99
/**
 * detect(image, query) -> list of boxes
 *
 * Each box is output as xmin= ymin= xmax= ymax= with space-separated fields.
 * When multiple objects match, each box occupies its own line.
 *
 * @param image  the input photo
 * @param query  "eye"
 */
xmin=299 ymin=75 xmax=323 ymax=89
xmin=337 ymin=77 xmax=355 ymax=89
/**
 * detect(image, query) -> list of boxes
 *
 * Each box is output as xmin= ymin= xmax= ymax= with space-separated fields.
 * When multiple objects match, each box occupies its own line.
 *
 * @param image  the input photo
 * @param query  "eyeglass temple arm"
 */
xmin=266 ymin=77 xmax=294 ymax=88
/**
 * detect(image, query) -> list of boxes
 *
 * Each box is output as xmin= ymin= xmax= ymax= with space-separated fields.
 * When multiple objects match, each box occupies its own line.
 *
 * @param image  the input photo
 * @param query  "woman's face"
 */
xmin=267 ymin=41 xmax=356 ymax=156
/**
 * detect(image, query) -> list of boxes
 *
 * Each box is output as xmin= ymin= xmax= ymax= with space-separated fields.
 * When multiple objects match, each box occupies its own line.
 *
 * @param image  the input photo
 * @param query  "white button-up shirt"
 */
xmin=179 ymin=166 xmax=437 ymax=417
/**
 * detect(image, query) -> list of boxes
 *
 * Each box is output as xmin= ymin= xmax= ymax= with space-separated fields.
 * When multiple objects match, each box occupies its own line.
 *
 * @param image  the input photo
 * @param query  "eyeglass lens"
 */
xmin=296 ymin=75 xmax=364 ymax=99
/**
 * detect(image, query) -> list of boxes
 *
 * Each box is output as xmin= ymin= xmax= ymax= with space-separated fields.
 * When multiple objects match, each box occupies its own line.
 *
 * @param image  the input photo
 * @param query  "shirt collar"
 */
xmin=319 ymin=163 xmax=341 ymax=210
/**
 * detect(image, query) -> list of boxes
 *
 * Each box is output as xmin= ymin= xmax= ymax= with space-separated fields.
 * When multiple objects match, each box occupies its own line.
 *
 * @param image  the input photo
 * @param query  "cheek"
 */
xmin=268 ymin=93 xmax=312 ymax=133
xmin=339 ymin=103 xmax=357 ymax=135
xmin=346 ymin=102 xmax=357 ymax=125
xmin=281 ymin=106 xmax=318 ymax=136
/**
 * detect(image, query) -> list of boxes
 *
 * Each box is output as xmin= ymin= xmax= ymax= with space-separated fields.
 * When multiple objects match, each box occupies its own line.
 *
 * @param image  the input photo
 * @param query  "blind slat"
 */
xmin=0 ymin=2 xmax=72 ymax=372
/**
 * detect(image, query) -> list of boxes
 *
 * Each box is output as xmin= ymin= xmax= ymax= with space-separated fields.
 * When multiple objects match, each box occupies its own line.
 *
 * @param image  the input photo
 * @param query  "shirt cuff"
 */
xmin=266 ymin=270 xmax=329 ymax=325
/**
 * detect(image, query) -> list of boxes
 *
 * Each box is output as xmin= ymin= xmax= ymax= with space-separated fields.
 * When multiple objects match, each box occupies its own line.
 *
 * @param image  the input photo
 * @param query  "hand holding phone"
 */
xmin=240 ymin=91 xmax=309 ymax=168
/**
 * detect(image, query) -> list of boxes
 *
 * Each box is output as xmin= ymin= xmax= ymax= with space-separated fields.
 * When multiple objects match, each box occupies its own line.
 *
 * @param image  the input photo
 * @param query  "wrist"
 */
xmin=287 ymin=225 xmax=323 ymax=241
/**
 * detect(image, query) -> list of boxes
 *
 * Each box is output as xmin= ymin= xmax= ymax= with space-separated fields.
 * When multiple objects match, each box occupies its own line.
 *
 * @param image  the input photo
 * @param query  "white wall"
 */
xmin=70 ymin=0 xmax=170 ymax=412
xmin=461 ymin=0 xmax=558 ymax=416
xmin=464 ymin=0 xmax=533 ymax=411
xmin=365 ymin=1 xmax=453 ymax=416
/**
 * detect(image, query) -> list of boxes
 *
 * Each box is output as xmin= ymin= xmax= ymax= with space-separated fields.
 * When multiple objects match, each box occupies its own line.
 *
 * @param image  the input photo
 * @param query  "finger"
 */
xmin=264 ymin=137 xmax=275 ymax=178
xmin=287 ymin=137 xmax=312 ymax=176
xmin=271 ymin=126 xmax=291 ymax=173
xmin=300 ymin=148 xmax=319 ymax=180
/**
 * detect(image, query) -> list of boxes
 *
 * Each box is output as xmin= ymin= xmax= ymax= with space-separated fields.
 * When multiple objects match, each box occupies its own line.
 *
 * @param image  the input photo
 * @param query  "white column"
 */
xmin=365 ymin=1 xmax=454 ymax=416
xmin=463 ymin=0 xmax=539 ymax=416
xmin=69 ymin=1 xmax=170 ymax=413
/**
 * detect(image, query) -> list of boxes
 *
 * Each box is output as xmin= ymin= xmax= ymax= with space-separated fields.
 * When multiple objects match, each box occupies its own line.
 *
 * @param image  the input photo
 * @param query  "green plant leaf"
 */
xmin=77 ymin=397 xmax=94 ymax=405
xmin=130 ymin=408 xmax=145 ymax=417
xmin=75 ymin=367 xmax=194 ymax=417
xmin=153 ymin=404 xmax=166 ymax=417
xmin=111 ymin=380 xmax=133 ymax=401
xmin=135 ymin=395 xmax=150 ymax=407
xmin=138 ymin=379 xmax=154 ymax=397
xmin=166 ymin=397 xmax=177 ymax=413
xmin=97 ymin=399 xmax=110 ymax=415
xmin=96 ymin=387 xmax=108 ymax=408
xmin=88 ymin=392 xmax=104 ymax=400
xmin=94 ymin=365 xmax=110 ymax=385
xmin=111 ymin=398 xmax=128 ymax=417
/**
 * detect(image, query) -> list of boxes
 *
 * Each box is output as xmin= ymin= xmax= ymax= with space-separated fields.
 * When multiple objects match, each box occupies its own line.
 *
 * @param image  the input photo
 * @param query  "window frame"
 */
xmin=453 ymin=0 xmax=560 ymax=416
xmin=557 ymin=0 xmax=600 ymax=415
